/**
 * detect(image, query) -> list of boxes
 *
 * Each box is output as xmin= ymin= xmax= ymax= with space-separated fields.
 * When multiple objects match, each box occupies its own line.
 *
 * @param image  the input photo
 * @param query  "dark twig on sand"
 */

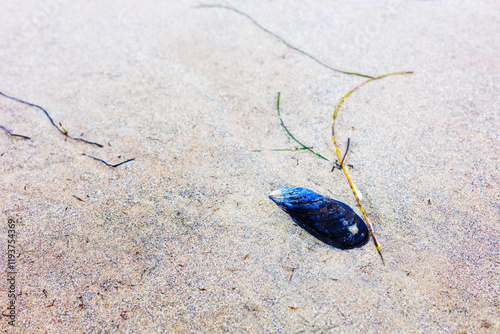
xmin=0 ymin=125 xmax=31 ymax=140
xmin=0 ymin=90 xmax=103 ymax=147
xmin=82 ymin=154 xmax=135 ymax=168
xmin=198 ymin=4 xmax=374 ymax=79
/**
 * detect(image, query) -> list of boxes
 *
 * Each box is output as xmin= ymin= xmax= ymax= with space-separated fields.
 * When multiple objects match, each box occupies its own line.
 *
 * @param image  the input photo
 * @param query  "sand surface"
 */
xmin=1 ymin=0 xmax=499 ymax=333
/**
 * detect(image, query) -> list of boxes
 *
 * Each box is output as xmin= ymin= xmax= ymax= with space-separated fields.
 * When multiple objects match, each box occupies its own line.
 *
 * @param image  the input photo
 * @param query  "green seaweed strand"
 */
xmin=277 ymin=92 xmax=330 ymax=162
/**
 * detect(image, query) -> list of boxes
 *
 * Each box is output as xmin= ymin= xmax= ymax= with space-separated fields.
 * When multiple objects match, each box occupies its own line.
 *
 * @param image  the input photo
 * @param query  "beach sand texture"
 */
xmin=1 ymin=1 xmax=499 ymax=332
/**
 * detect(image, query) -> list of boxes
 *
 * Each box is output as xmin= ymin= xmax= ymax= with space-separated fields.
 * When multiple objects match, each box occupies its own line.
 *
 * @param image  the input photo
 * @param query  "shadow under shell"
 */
xmin=269 ymin=187 xmax=370 ymax=249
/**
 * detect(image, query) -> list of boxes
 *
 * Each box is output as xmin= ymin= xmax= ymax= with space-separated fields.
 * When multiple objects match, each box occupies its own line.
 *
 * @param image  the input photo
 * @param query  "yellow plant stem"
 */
xmin=332 ymin=71 xmax=413 ymax=264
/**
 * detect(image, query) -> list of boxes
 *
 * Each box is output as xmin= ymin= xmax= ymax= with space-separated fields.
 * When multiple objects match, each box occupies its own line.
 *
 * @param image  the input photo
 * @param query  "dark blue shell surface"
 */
xmin=269 ymin=187 xmax=369 ymax=249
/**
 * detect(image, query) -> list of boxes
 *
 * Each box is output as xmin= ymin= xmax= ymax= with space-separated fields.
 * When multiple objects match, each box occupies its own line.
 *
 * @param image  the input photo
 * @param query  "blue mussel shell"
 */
xmin=269 ymin=187 xmax=369 ymax=249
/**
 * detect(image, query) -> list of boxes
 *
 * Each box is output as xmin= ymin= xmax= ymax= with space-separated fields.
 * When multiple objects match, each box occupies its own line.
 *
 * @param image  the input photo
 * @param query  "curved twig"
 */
xmin=331 ymin=138 xmax=350 ymax=172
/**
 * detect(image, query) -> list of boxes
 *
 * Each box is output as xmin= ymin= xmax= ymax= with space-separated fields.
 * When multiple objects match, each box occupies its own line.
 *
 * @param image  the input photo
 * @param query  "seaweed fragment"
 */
xmin=276 ymin=92 xmax=330 ymax=162
xmin=1 ymin=89 xmax=135 ymax=169
xmin=0 ymin=90 xmax=103 ymax=147
xmin=0 ymin=125 xmax=30 ymax=140
xmin=198 ymin=4 xmax=374 ymax=78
